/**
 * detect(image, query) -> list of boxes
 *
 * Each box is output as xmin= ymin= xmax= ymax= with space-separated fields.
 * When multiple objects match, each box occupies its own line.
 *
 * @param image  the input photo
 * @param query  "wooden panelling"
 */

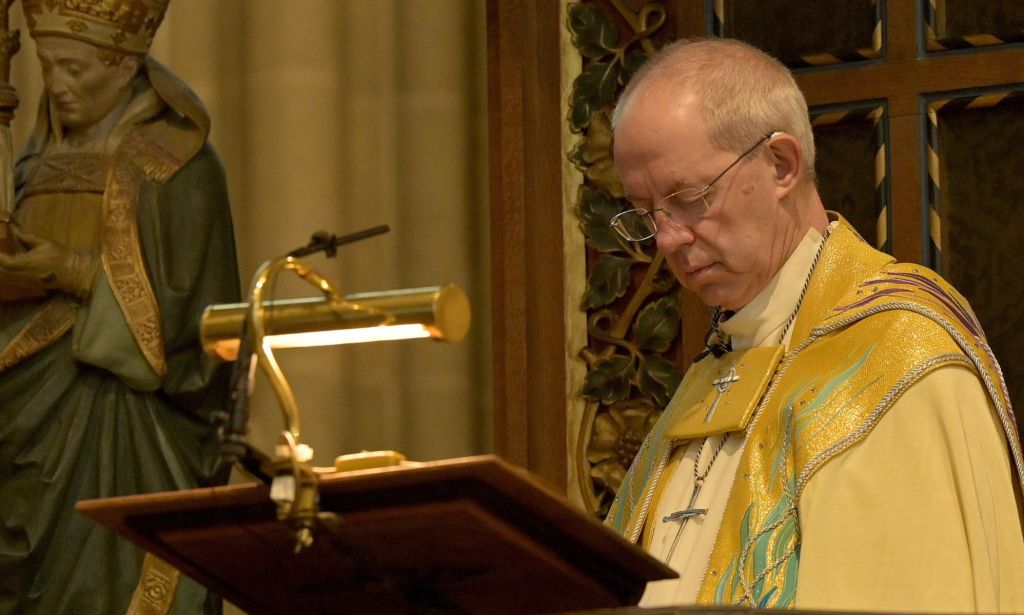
xmin=717 ymin=0 xmax=880 ymax=67
xmin=487 ymin=0 xmax=567 ymax=490
xmin=933 ymin=92 xmax=1024 ymax=427
xmin=812 ymin=105 xmax=888 ymax=250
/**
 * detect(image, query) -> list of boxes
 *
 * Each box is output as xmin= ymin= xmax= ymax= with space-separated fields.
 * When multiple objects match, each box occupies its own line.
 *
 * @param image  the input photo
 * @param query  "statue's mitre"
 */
xmin=22 ymin=0 xmax=170 ymax=55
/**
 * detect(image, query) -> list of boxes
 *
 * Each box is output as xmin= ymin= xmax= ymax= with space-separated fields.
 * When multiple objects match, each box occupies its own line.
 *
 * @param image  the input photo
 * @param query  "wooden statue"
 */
xmin=0 ymin=1 xmax=239 ymax=613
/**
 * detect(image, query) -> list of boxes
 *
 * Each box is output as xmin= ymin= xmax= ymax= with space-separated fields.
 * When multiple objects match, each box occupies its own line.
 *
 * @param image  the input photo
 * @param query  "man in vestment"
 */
xmin=605 ymin=38 xmax=1024 ymax=612
xmin=0 ymin=1 xmax=238 ymax=613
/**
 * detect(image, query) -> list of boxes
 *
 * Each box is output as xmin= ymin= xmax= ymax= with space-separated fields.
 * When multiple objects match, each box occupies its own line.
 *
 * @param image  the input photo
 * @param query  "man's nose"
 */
xmin=655 ymin=217 xmax=696 ymax=252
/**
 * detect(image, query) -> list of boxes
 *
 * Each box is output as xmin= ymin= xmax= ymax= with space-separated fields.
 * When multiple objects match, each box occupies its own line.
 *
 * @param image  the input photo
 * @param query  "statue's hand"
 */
xmin=0 ymin=226 xmax=98 ymax=298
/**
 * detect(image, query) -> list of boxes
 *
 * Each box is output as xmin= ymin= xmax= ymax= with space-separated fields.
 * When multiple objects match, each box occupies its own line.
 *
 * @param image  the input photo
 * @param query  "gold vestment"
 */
xmin=607 ymin=216 xmax=1024 ymax=609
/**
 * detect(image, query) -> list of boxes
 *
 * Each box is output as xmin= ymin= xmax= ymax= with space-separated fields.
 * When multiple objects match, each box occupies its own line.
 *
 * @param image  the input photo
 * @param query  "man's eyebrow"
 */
xmin=623 ymin=170 xmax=706 ymax=202
xmin=666 ymin=175 xmax=706 ymax=194
xmin=628 ymin=179 xmax=701 ymax=204
xmin=623 ymin=192 xmax=654 ymax=206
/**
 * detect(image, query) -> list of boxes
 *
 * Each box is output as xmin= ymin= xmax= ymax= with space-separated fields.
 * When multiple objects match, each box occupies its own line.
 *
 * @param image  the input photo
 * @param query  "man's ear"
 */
xmin=766 ymin=133 xmax=803 ymax=199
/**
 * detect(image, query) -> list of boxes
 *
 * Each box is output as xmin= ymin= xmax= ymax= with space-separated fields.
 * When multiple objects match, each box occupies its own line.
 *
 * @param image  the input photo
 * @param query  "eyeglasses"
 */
xmin=609 ymin=131 xmax=780 ymax=242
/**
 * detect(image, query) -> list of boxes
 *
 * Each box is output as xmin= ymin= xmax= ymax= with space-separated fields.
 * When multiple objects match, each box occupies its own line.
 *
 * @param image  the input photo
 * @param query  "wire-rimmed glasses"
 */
xmin=610 ymin=131 xmax=780 ymax=242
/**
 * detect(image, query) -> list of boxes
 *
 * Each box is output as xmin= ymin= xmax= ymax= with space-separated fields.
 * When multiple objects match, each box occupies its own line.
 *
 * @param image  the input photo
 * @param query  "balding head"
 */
xmin=613 ymin=38 xmax=816 ymax=185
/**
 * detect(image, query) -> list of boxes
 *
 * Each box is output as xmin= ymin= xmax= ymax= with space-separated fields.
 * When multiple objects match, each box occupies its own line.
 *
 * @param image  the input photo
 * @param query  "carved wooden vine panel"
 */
xmin=566 ymin=0 xmax=678 ymax=516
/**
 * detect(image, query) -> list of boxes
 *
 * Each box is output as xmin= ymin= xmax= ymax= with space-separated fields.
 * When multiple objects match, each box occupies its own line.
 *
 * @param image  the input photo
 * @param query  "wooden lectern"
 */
xmin=78 ymin=455 xmax=674 ymax=614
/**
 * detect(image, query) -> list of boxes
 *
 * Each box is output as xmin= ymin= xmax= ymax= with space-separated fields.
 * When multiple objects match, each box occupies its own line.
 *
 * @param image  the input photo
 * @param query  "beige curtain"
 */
xmin=9 ymin=0 xmax=491 ymax=469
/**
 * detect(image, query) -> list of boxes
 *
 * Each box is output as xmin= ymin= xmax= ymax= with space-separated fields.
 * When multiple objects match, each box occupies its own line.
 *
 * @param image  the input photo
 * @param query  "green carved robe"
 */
xmin=0 ymin=58 xmax=239 ymax=614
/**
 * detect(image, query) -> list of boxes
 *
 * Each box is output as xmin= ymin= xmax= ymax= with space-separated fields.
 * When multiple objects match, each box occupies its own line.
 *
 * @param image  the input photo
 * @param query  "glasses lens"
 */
xmin=663 ymin=190 xmax=708 ymax=219
xmin=612 ymin=209 xmax=655 ymax=241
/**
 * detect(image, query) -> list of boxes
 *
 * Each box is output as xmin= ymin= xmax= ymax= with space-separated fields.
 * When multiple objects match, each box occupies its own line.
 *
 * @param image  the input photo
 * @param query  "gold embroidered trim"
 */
xmin=121 ymin=127 xmax=184 ymax=184
xmin=126 ymin=553 xmax=180 ymax=615
xmin=20 ymin=153 xmax=110 ymax=196
xmin=103 ymin=137 xmax=166 ymax=378
xmin=818 ymin=300 xmax=1024 ymax=496
xmin=796 ymin=351 xmax=972 ymax=497
xmin=0 ymin=297 xmax=77 ymax=372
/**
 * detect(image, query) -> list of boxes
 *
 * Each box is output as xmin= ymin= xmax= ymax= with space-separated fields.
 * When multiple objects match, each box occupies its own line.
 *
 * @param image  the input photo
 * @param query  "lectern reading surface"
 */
xmin=78 ymin=455 xmax=674 ymax=614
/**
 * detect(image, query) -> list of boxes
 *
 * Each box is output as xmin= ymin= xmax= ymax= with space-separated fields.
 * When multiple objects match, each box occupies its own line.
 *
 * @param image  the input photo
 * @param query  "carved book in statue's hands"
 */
xmin=0 ymin=213 xmax=47 ymax=302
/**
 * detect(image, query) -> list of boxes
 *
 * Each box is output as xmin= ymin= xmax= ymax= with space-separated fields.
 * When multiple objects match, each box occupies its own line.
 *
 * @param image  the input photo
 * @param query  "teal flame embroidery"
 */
xmin=714 ymin=345 xmax=877 ymax=606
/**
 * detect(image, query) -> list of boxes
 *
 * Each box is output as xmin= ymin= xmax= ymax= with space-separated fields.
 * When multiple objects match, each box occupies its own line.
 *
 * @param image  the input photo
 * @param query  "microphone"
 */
xmin=287 ymin=224 xmax=390 ymax=259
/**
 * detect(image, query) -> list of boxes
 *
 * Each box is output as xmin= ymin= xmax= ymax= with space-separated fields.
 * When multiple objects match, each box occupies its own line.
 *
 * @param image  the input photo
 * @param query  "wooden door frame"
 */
xmin=487 ymin=0 xmax=569 ymax=491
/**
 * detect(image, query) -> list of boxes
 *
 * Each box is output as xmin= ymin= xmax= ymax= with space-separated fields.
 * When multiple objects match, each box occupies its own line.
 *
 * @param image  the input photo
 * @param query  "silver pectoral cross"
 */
xmin=663 ymin=481 xmax=707 ymax=523
xmin=704 ymin=366 xmax=740 ymax=423
xmin=662 ymin=478 xmax=708 ymax=562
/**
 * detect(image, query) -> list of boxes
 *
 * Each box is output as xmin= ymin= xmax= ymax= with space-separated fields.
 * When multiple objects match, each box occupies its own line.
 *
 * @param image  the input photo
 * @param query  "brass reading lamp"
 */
xmin=202 ymin=226 xmax=470 ymax=552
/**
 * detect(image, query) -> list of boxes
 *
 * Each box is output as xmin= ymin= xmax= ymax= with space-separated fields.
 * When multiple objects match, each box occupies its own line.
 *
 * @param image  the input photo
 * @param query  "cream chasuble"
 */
xmin=638 ymin=224 xmax=1024 ymax=612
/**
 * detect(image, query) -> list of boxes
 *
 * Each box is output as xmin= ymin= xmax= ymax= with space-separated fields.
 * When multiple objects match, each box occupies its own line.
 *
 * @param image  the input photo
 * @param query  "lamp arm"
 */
xmin=249 ymin=255 xmax=341 ymax=440
xmin=227 ymin=226 xmax=394 ymax=553
xmin=247 ymin=255 xmax=351 ymax=553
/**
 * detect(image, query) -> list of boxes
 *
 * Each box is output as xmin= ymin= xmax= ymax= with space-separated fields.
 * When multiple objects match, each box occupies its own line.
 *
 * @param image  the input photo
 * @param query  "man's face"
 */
xmin=35 ymin=36 xmax=134 ymax=132
xmin=614 ymin=88 xmax=796 ymax=311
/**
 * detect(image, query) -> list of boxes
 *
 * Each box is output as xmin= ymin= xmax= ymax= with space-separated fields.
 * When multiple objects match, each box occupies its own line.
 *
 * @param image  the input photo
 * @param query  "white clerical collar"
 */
xmin=720 ymin=225 xmax=828 ymax=350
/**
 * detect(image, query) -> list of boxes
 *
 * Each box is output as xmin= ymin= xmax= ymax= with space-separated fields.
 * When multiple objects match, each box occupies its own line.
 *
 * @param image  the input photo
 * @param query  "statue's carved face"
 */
xmin=34 ymin=35 xmax=139 ymax=134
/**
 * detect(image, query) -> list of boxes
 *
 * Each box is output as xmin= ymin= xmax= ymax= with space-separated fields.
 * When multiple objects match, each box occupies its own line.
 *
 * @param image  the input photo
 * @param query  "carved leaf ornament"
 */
xmin=567 ymin=1 xmax=679 ymax=515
